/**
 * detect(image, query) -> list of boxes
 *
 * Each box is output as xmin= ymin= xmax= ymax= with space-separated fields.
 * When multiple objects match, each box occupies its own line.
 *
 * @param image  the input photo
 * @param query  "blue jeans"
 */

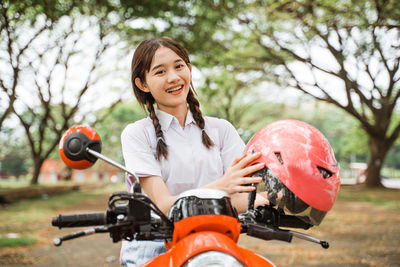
xmin=120 ymin=239 xmax=166 ymax=266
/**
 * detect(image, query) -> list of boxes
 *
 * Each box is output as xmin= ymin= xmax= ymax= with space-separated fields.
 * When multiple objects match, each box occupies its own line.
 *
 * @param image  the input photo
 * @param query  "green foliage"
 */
xmin=0 ymin=149 xmax=31 ymax=178
xmin=386 ymin=144 xmax=400 ymax=168
xmin=0 ymin=236 xmax=37 ymax=248
xmin=297 ymin=102 xmax=369 ymax=160
xmin=209 ymin=0 xmax=400 ymax=186
xmin=199 ymin=69 xmax=259 ymax=125
xmin=0 ymin=127 xmax=32 ymax=177
xmin=196 ymin=62 xmax=373 ymax=161
xmin=155 ymin=1 xmax=246 ymax=67
xmin=95 ymin=101 xmax=146 ymax=159
xmin=1 ymin=0 xmax=246 ymax=184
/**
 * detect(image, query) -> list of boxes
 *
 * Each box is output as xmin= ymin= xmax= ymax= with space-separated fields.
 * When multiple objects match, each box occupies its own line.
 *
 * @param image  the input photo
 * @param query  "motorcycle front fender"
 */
xmin=143 ymin=231 xmax=274 ymax=267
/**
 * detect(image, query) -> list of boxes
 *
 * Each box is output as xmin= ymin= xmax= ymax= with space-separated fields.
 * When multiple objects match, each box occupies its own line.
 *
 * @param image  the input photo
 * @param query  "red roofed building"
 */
xmin=39 ymin=159 xmax=123 ymax=184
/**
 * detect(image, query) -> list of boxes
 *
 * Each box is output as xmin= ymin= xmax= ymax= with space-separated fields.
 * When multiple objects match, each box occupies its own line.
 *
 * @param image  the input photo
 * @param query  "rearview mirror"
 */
xmin=59 ymin=125 xmax=102 ymax=169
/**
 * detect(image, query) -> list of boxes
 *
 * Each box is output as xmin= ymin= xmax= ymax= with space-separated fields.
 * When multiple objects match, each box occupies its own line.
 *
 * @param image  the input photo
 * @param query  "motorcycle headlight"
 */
xmin=182 ymin=251 xmax=244 ymax=267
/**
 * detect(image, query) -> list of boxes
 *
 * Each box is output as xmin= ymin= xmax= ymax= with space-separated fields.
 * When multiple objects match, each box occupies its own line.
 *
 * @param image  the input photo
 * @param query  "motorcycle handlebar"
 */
xmin=52 ymin=212 xmax=107 ymax=228
xmin=247 ymin=223 xmax=292 ymax=243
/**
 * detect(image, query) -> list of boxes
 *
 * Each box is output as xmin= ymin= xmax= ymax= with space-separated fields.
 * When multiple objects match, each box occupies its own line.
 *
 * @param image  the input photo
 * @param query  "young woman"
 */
xmin=120 ymin=37 xmax=266 ymax=266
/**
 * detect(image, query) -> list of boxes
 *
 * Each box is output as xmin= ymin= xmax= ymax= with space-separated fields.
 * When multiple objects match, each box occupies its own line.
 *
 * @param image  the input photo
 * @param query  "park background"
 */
xmin=0 ymin=0 xmax=399 ymax=266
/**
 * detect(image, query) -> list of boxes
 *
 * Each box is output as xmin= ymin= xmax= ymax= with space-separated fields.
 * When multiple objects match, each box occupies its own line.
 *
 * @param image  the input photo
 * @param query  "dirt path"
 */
xmin=238 ymin=198 xmax=400 ymax=266
xmin=1 ymin=189 xmax=400 ymax=266
xmin=0 ymin=193 xmax=122 ymax=267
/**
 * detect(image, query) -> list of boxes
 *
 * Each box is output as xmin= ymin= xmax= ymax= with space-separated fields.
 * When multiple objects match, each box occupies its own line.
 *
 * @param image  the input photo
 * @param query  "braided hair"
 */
xmin=131 ymin=37 xmax=214 ymax=160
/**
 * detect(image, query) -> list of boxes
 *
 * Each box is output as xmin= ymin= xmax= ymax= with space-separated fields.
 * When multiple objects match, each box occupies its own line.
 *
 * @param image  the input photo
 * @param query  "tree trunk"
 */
xmin=63 ymin=166 xmax=73 ymax=181
xmin=366 ymin=137 xmax=390 ymax=188
xmin=30 ymin=157 xmax=44 ymax=185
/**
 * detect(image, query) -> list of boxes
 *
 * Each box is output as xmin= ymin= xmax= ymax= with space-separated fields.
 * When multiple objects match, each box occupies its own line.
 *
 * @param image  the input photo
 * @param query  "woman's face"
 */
xmin=135 ymin=46 xmax=192 ymax=114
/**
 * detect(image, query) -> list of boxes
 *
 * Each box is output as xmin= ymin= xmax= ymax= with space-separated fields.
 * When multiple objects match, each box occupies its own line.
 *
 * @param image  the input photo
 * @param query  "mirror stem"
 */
xmin=86 ymin=148 xmax=141 ymax=189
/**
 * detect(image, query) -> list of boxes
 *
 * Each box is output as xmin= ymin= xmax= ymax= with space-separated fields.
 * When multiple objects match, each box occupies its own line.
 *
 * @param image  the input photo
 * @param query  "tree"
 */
xmin=0 ymin=127 xmax=32 ymax=178
xmin=234 ymin=0 xmax=400 ymax=187
xmin=0 ymin=0 xmax=149 ymax=184
xmin=199 ymin=69 xmax=262 ymax=125
xmin=0 ymin=0 xmax=107 ymax=131
xmin=94 ymin=101 xmax=146 ymax=160
xmin=1 ymin=0 xmax=245 ymax=184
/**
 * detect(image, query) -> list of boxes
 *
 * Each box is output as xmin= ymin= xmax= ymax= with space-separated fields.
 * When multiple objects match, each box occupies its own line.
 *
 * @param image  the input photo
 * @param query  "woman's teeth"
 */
xmin=167 ymin=86 xmax=183 ymax=93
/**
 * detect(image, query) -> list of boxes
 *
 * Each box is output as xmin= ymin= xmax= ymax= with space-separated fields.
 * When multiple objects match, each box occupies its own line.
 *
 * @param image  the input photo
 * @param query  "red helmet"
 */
xmin=59 ymin=125 xmax=101 ymax=169
xmin=245 ymin=120 xmax=340 ymax=225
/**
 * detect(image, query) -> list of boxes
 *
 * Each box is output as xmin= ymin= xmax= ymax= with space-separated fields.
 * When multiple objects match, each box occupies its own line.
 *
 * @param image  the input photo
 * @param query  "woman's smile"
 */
xmin=166 ymin=85 xmax=184 ymax=95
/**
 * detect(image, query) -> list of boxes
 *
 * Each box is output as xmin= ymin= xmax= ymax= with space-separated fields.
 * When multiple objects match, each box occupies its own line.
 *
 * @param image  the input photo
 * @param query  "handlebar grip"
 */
xmin=52 ymin=212 xmax=107 ymax=228
xmin=247 ymin=223 xmax=292 ymax=243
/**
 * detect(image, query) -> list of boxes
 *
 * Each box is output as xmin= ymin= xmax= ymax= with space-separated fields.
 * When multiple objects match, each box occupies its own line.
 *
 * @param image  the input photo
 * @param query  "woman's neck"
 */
xmin=158 ymin=104 xmax=188 ymax=127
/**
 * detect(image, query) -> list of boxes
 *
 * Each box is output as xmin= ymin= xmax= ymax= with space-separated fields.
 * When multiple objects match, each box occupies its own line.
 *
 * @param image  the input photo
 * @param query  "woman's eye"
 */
xmin=155 ymin=70 xmax=165 ymax=75
xmin=176 ymin=64 xmax=184 ymax=69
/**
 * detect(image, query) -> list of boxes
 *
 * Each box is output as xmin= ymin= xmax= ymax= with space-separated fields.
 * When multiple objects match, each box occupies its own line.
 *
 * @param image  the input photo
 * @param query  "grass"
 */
xmin=338 ymin=186 xmax=400 ymax=210
xmin=381 ymin=167 xmax=400 ymax=178
xmin=0 ymin=178 xmax=31 ymax=192
xmin=0 ymin=182 xmax=125 ymax=248
xmin=2 ymin=188 xmax=99 ymax=223
xmin=0 ymin=236 xmax=37 ymax=248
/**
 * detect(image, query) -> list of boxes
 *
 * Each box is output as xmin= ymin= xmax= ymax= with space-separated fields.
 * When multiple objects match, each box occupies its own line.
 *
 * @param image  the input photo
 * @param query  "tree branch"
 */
xmin=13 ymin=111 xmax=37 ymax=158
xmin=388 ymin=121 xmax=400 ymax=146
xmin=386 ymin=57 xmax=399 ymax=99
xmin=318 ymin=26 xmax=377 ymax=113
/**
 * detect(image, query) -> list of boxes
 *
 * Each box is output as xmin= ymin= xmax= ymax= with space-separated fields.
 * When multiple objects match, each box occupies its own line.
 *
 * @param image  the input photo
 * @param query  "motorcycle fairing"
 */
xmin=144 ymin=215 xmax=274 ymax=267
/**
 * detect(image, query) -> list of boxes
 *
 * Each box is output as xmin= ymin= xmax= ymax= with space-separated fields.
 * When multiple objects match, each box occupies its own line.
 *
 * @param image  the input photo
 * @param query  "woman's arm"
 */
xmin=139 ymin=175 xmax=178 ymax=215
xmin=139 ymin=175 xmax=177 ymax=215
xmin=141 ymin=176 xmax=268 ymax=216
xmin=141 ymin=174 xmax=268 ymax=216
xmin=140 ymin=152 xmax=266 ymax=215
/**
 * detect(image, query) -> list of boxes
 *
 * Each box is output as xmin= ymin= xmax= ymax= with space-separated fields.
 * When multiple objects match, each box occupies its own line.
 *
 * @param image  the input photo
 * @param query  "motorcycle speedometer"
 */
xmin=182 ymin=251 xmax=244 ymax=267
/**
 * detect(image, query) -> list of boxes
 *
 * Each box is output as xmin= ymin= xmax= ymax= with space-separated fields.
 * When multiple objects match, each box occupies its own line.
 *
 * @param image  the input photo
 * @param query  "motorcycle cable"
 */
xmin=108 ymin=192 xmax=173 ymax=228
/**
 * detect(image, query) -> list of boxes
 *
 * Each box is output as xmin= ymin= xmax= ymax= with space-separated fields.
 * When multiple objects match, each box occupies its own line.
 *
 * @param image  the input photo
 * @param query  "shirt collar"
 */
xmin=155 ymin=109 xmax=195 ymax=131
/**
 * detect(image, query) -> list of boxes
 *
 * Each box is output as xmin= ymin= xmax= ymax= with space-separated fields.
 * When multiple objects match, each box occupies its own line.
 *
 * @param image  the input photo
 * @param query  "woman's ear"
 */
xmin=187 ymin=63 xmax=192 ymax=74
xmin=134 ymin=77 xmax=150 ymax=93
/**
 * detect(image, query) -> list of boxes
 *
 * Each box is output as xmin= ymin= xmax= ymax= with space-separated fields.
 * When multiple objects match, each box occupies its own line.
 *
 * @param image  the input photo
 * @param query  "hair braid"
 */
xmin=145 ymin=100 xmax=168 ymax=160
xmin=187 ymin=89 xmax=215 ymax=149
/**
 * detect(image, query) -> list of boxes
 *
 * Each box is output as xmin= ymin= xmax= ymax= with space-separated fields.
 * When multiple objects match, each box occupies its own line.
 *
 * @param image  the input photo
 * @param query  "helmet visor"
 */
xmin=253 ymin=168 xmax=327 ymax=225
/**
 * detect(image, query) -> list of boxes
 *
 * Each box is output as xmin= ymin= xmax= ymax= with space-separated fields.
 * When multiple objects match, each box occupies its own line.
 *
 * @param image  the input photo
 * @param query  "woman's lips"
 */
xmin=167 ymin=85 xmax=183 ymax=95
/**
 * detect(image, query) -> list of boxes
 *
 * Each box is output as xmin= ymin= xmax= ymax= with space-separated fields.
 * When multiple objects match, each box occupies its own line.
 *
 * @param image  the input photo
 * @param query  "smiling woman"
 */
xmin=134 ymin=46 xmax=192 ymax=121
xmin=120 ymin=37 xmax=267 ymax=266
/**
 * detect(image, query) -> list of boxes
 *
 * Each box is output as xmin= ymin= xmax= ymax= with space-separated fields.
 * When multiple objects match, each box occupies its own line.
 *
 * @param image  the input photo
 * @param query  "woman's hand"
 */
xmin=205 ymin=152 xmax=265 ymax=194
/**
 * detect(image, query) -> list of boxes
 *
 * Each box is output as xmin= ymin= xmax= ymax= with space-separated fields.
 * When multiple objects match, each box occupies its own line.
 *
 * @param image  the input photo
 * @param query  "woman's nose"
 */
xmin=167 ymin=70 xmax=180 ymax=83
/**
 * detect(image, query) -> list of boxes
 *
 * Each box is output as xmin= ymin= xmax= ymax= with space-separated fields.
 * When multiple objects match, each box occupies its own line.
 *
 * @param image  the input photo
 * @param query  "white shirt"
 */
xmin=121 ymin=109 xmax=245 ymax=195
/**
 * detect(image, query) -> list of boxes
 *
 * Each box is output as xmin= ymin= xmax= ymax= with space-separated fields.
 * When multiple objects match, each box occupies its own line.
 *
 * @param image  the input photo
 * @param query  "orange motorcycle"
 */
xmin=53 ymin=120 xmax=340 ymax=266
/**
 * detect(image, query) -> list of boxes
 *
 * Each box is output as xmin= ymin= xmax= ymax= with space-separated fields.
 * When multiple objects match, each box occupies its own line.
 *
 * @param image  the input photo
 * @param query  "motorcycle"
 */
xmin=52 ymin=125 xmax=331 ymax=267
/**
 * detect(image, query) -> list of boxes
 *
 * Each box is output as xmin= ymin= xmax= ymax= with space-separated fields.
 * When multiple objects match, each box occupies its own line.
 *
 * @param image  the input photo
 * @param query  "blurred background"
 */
xmin=0 ymin=0 xmax=399 ymax=266
xmin=1 ymin=0 xmax=399 ymax=187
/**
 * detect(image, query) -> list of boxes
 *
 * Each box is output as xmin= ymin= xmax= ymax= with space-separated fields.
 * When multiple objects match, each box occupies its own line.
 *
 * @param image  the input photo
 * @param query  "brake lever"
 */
xmin=289 ymin=230 xmax=329 ymax=249
xmin=240 ymin=205 xmax=329 ymax=249
xmin=53 ymin=226 xmax=109 ymax=246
